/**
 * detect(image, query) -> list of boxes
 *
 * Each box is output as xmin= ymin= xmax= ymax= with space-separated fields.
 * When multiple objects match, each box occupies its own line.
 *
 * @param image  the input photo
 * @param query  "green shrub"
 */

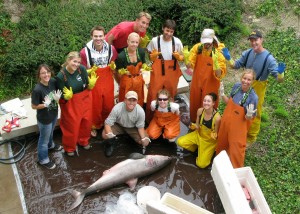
xmin=142 ymin=0 xmax=245 ymax=46
xmin=1 ymin=0 xmax=144 ymax=99
xmin=1 ymin=0 xmax=245 ymax=100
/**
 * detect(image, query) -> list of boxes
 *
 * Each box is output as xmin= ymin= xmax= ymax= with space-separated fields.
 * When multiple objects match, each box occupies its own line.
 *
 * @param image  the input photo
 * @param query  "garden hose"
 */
xmin=0 ymin=134 xmax=37 ymax=164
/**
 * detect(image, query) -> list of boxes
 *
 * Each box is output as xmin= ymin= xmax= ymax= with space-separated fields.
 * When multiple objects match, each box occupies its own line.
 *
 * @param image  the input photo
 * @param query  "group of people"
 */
xmin=31 ymin=11 xmax=286 ymax=170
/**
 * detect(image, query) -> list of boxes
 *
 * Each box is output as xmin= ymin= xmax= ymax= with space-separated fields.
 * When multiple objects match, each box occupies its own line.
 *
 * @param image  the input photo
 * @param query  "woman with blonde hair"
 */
xmin=216 ymin=69 xmax=258 ymax=168
xmin=115 ymin=32 xmax=146 ymax=106
xmin=56 ymin=51 xmax=98 ymax=156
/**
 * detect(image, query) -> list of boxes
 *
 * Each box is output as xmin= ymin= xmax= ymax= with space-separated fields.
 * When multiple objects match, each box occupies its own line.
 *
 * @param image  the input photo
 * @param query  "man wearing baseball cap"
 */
xmin=102 ymin=91 xmax=150 ymax=156
xmin=186 ymin=28 xmax=227 ymax=122
xmin=221 ymin=30 xmax=286 ymax=146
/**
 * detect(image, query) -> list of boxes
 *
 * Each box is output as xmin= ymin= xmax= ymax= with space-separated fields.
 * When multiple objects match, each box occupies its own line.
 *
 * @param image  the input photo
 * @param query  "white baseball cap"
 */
xmin=125 ymin=91 xmax=138 ymax=100
xmin=201 ymin=29 xmax=219 ymax=44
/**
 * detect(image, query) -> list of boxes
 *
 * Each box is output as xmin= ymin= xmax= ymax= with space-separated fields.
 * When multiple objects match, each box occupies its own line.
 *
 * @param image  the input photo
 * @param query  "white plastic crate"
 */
xmin=211 ymin=151 xmax=272 ymax=214
xmin=146 ymin=192 xmax=214 ymax=214
xmin=235 ymin=167 xmax=272 ymax=214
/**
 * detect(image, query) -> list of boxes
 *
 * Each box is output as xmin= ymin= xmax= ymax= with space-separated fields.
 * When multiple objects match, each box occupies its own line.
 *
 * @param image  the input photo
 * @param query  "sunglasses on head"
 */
xmin=158 ymin=98 xmax=168 ymax=101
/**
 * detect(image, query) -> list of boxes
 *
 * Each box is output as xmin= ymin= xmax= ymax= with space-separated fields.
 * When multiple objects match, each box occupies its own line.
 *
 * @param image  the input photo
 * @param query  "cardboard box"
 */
xmin=211 ymin=151 xmax=272 ymax=214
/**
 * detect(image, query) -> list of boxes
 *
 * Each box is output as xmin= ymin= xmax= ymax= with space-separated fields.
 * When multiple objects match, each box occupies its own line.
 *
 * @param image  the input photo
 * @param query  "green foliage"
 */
xmin=289 ymin=0 xmax=300 ymax=15
xmin=1 ymin=0 xmax=144 ymax=100
xmin=274 ymin=106 xmax=289 ymax=118
xmin=142 ymin=0 xmax=244 ymax=46
xmin=246 ymin=28 xmax=300 ymax=214
xmin=255 ymin=0 xmax=283 ymax=17
xmin=0 ymin=0 xmax=244 ymax=100
xmin=0 ymin=11 xmax=15 ymax=54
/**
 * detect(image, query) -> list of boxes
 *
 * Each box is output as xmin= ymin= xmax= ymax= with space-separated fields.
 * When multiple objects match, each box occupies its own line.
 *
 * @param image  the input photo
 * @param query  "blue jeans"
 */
xmin=37 ymin=117 xmax=57 ymax=164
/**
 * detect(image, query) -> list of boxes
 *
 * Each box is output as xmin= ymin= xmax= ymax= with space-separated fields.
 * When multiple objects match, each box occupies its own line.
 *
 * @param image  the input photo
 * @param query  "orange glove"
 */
xmin=149 ymin=49 xmax=161 ymax=62
xmin=172 ymin=52 xmax=184 ymax=61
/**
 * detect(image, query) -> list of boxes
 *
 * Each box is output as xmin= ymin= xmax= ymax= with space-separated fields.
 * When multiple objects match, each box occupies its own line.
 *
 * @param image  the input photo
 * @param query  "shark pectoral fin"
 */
xmin=126 ymin=178 xmax=138 ymax=190
xmin=103 ymin=169 xmax=110 ymax=175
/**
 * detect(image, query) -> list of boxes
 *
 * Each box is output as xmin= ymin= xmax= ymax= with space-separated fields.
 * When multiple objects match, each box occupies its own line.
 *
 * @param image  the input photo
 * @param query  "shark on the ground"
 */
xmin=66 ymin=153 xmax=172 ymax=212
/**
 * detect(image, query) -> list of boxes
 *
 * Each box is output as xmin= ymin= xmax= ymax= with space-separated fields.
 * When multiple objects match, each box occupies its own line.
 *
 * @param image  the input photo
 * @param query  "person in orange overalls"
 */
xmin=221 ymin=30 xmax=286 ymax=146
xmin=80 ymin=26 xmax=118 ymax=137
xmin=177 ymin=93 xmax=221 ymax=168
xmin=147 ymin=89 xmax=180 ymax=142
xmin=115 ymin=32 xmax=146 ymax=106
xmin=56 ymin=52 xmax=98 ymax=157
xmin=146 ymin=19 xmax=184 ymax=123
xmin=187 ymin=29 xmax=226 ymax=123
xmin=216 ymin=69 xmax=258 ymax=168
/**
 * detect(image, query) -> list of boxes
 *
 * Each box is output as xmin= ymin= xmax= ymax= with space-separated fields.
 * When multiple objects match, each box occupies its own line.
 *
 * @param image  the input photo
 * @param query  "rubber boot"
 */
xmin=104 ymin=137 xmax=117 ymax=157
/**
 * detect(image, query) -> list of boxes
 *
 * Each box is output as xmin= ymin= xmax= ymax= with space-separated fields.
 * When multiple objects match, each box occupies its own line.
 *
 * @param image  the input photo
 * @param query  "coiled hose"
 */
xmin=0 ymin=134 xmax=37 ymax=164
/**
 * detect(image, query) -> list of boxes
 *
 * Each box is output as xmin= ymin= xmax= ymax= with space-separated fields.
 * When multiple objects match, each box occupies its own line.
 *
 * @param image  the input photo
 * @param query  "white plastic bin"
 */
xmin=211 ymin=151 xmax=272 ymax=214
xmin=146 ymin=192 xmax=214 ymax=214
xmin=235 ymin=167 xmax=272 ymax=214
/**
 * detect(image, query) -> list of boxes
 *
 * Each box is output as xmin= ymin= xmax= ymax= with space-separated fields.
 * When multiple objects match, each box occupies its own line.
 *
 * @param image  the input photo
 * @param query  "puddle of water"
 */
xmin=13 ymin=96 xmax=224 ymax=213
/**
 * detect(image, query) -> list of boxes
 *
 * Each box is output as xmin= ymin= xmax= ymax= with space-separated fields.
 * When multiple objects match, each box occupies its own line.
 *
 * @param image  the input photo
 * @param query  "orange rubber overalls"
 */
xmin=216 ymin=98 xmax=252 ymax=168
xmin=146 ymin=37 xmax=182 ymax=123
xmin=59 ymin=89 xmax=92 ymax=153
xmin=91 ymin=66 xmax=114 ymax=129
xmin=189 ymin=43 xmax=226 ymax=122
xmin=177 ymin=110 xmax=220 ymax=168
xmin=119 ymin=62 xmax=144 ymax=106
xmin=147 ymin=106 xmax=180 ymax=140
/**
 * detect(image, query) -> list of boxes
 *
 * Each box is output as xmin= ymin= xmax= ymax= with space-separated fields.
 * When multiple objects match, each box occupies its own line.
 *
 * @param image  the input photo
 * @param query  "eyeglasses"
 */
xmin=158 ymin=98 xmax=168 ymax=101
xmin=40 ymin=71 xmax=51 ymax=75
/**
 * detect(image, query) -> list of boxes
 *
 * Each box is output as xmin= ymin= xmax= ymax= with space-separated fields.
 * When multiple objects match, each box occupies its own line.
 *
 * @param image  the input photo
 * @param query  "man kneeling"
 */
xmin=102 ymin=91 xmax=150 ymax=156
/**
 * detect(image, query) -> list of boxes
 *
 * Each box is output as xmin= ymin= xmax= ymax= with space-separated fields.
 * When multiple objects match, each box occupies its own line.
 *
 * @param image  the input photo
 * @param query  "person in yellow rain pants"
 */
xmin=177 ymin=93 xmax=221 ymax=168
xmin=216 ymin=69 xmax=258 ymax=168
xmin=221 ymin=30 xmax=286 ymax=145
xmin=147 ymin=89 xmax=180 ymax=142
xmin=187 ymin=29 xmax=226 ymax=123
xmin=115 ymin=32 xmax=146 ymax=107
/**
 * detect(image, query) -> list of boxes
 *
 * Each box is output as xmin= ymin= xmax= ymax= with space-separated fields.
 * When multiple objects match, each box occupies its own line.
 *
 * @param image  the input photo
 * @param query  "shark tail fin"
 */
xmin=66 ymin=189 xmax=85 ymax=212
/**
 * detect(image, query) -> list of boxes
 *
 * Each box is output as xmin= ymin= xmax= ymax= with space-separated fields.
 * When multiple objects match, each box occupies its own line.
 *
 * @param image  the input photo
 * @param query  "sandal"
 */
xmin=91 ymin=129 xmax=97 ymax=137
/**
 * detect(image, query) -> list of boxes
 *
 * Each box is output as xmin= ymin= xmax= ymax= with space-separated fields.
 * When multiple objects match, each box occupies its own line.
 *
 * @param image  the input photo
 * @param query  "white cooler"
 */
xmin=211 ymin=151 xmax=272 ymax=214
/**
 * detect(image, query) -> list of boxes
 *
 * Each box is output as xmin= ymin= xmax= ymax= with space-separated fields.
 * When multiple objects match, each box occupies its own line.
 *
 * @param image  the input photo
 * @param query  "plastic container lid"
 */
xmin=137 ymin=186 xmax=161 ymax=213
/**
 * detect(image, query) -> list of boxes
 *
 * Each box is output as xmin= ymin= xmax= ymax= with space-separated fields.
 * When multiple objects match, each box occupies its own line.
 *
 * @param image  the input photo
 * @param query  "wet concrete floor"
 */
xmin=12 ymin=97 xmax=224 ymax=214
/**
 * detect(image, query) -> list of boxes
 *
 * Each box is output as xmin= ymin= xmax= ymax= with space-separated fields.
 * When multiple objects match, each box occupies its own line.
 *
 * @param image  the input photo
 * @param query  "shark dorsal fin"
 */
xmin=128 ymin=153 xmax=145 ymax=159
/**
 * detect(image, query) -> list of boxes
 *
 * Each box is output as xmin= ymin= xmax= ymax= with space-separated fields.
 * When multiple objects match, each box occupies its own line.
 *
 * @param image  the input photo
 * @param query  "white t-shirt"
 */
xmin=147 ymin=35 xmax=183 ymax=60
xmin=150 ymin=100 xmax=180 ymax=115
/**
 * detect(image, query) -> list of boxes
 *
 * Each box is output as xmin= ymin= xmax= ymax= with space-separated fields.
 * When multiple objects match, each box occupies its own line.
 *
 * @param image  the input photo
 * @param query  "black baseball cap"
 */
xmin=248 ymin=30 xmax=263 ymax=39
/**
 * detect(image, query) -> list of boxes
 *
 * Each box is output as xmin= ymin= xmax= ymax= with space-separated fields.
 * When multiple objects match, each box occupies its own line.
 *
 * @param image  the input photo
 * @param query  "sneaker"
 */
xmin=65 ymin=151 xmax=75 ymax=157
xmin=91 ymin=129 xmax=97 ymax=137
xmin=49 ymin=144 xmax=63 ymax=151
xmin=83 ymin=144 xmax=91 ymax=150
xmin=168 ymin=138 xmax=176 ymax=142
xmin=38 ymin=161 xmax=56 ymax=170
xmin=104 ymin=138 xmax=117 ymax=157
xmin=142 ymin=146 xmax=146 ymax=155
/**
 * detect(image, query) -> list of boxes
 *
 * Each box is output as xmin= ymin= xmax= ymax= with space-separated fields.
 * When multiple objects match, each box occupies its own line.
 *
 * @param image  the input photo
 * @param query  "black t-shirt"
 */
xmin=31 ymin=78 xmax=58 ymax=124
xmin=115 ymin=47 xmax=146 ymax=70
